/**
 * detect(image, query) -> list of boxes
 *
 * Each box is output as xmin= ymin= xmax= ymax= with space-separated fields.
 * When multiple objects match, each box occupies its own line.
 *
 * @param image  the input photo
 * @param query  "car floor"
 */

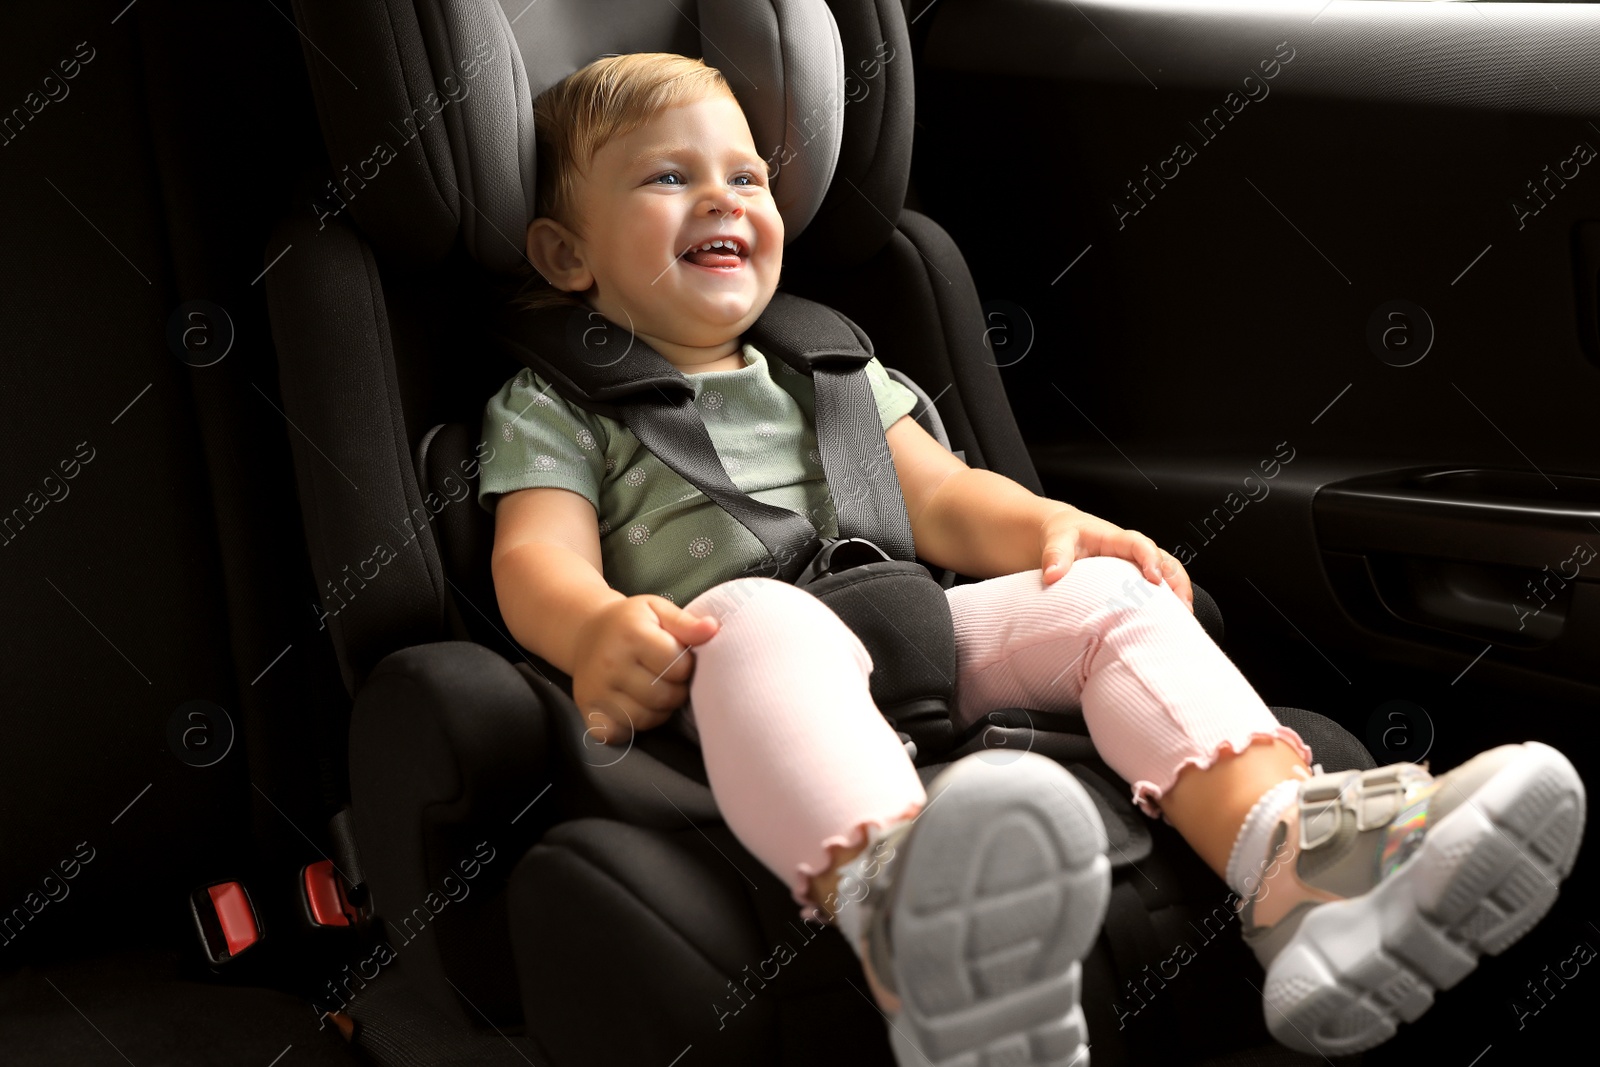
xmin=0 ymin=943 xmax=364 ymax=1067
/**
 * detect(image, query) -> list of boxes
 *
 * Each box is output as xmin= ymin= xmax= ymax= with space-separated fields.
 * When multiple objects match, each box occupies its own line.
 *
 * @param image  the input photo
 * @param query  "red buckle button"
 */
xmin=190 ymin=880 xmax=262 ymax=965
xmin=300 ymin=859 xmax=361 ymax=927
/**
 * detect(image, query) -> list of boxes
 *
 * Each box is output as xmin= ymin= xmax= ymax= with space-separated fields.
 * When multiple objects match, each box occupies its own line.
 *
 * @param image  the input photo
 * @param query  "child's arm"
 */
xmin=490 ymin=486 xmax=624 ymax=676
xmin=883 ymin=416 xmax=1194 ymax=608
xmin=491 ymin=485 xmax=719 ymax=743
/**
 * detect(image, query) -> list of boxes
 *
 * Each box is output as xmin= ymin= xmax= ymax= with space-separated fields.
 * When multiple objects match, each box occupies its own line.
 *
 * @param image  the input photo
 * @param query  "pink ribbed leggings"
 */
xmin=674 ymin=556 xmax=1312 ymax=921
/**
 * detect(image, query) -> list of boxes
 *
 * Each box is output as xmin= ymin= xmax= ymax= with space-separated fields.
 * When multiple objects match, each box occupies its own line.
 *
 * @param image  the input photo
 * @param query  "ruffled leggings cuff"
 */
xmin=794 ymin=797 xmax=926 ymax=920
xmin=1129 ymin=727 xmax=1314 ymax=821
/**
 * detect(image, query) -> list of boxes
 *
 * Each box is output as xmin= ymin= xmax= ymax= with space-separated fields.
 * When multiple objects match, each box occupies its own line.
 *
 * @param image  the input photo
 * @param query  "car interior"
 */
xmin=2 ymin=1 xmax=1595 ymax=1065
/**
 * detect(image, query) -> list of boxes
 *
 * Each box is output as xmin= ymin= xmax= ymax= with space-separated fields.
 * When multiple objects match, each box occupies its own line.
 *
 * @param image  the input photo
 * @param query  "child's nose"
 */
xmin=703 ymin=191 xmax=742 ymax=218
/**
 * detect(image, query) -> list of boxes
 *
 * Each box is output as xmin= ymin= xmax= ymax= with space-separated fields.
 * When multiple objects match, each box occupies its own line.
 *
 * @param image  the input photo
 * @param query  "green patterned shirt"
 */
xmin=477 ymin=342 xmax=920 ymax=605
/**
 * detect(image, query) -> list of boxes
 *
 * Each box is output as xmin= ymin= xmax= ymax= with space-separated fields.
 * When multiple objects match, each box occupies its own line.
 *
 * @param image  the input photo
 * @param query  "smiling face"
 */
xmin=524 ymin=90 xmax=783 ymax=367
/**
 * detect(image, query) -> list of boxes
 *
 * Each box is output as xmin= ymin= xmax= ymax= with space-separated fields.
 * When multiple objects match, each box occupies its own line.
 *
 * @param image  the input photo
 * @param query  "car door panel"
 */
xmin=913 ymin=0 xmax=1600 ymax=724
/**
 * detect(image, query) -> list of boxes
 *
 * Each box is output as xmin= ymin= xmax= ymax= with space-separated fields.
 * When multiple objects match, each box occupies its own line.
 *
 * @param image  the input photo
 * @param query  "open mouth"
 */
xmin=679 ymin=236 xmax=748 ymax=271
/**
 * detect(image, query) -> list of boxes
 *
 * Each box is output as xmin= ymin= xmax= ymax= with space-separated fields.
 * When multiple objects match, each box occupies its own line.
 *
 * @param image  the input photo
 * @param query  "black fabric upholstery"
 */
xmin=1194 ymin=1045 xmax=1362 ymax=1067
xmin=414 ymin=421 xmax=492 ymax=644
xmin=509 ymin=819 xmax=791 ymax=1065
xmin=265 ymin=201 xmax=456 ymax=697
xmin=788 ymin=0 xmax=916 ymax=268
xmin=324 ymin=951 xmax=547 ymax=1065
xmin=346 ymin=641 xmax=554 ymax=1027
xmin=516 ymin=661 xmax=723 ymax=832
xmin=0 ymin=948 xmax=366 ymax=1067
xmin=1274 ymin=704 xmax=1376 ymax=773
xmin=286 ymin=0 xmax=502 ymax=266
xmin=1194 ymin=581 xmax=1225 ymax=646
xmin=799 ymin=559 xmax=961 ymax=755
xmin=786 ymin=211 xmax=1044 ymax=494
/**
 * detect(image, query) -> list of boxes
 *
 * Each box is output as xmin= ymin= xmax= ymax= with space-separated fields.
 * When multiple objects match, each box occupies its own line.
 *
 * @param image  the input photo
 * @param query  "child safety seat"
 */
xmin=265 ymin=0 xmax=1376 ymax=1063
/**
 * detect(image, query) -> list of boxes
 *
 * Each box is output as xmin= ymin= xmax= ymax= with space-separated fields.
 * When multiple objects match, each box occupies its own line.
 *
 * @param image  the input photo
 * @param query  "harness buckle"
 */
xmin=794 ymin=536 xmax=892 ymax=589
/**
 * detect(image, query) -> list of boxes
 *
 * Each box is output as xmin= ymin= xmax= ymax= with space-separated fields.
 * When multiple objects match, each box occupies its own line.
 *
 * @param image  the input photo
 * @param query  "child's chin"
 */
xmin=689 ymin=288 xmax=768 ymax=325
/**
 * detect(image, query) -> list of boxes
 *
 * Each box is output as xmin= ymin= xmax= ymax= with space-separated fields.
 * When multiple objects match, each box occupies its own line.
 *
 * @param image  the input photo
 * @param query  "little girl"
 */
xmin=479 ymin=53 xmax=1586 ymax=1064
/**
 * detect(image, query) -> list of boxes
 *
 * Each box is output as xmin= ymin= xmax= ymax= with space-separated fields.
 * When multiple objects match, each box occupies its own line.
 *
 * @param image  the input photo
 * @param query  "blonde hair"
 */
xmin=506 ymin=53 xmax=739 ymax=313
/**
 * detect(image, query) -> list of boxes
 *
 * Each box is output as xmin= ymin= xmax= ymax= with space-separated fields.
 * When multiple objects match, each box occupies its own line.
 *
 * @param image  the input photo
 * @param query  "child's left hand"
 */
xmin=1038 ymin=507 xmax=1194 ymax=612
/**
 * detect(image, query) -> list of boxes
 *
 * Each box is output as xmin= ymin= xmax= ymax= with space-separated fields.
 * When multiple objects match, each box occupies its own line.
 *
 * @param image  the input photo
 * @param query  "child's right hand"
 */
xmin=570 ymin=595 xmax=721 ymax=746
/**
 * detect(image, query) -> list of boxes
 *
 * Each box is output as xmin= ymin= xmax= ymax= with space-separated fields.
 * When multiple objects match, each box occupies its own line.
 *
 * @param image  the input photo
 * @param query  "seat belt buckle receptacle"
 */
xmin=299 ymin=858 xmax=368 ymax=929
xmin=189 ymin=879 xmax=263 ymax=966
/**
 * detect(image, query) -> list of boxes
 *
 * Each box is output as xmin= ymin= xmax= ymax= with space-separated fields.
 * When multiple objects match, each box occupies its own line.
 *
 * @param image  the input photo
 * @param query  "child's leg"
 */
xmin=944 ymin=556 xmax=1314 ymax=828
xmin=684 ymin=575 xmax=1119 ymax=1066
xmin=946 ymin=557 xmax=1586 ymax=1055
xmin=678 ymin=576 xmax=926 ymax=922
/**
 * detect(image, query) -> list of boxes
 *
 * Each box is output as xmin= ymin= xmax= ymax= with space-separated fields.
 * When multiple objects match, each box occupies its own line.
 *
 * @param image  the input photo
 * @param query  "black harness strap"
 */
xmin=742 ymin=289 xmax=916 ymax=565
xmin=618 ymin=396 xmax=820 ymax=583
xmin=810 ymin=364 xmax=915 ymax=563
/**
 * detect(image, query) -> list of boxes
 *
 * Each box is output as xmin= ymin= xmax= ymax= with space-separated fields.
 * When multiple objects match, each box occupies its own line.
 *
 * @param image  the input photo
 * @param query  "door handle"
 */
xmin=1314 ymin=467 xmax=1600 ymax=653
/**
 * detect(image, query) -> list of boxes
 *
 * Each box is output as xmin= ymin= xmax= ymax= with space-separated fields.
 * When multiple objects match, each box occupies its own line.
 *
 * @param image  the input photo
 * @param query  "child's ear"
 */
xmin=526 ymin=217 xmax=591 ymax=294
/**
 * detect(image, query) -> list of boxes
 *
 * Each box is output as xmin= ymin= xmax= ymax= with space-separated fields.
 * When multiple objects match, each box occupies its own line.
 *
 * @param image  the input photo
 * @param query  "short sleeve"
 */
xmin=477 ymin=368 xmax=608 ymax=515
xmin=863 ymin=356 xmax=921 ymax=432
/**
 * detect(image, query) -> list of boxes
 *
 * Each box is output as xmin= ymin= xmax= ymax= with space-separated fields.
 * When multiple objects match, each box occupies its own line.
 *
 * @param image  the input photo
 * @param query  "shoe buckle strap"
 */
xmin=1298 ymin=771 xmax=1353 ymax=806
xmin=1297 ymin=766 xmax=1415 ymax=850
xmin=1354 ymin=767 xmax=1408 ymax=832
xmin=1297 ymin=770 xmax=1356 ymax=850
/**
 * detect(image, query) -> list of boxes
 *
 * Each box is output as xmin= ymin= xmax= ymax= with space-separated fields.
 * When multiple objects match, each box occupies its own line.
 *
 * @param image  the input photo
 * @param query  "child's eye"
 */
xmin=651 ymin=172 xmax=762 ymax=187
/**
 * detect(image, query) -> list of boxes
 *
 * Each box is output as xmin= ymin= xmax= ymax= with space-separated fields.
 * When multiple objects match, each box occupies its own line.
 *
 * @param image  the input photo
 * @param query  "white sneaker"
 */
xmin=1239 ymin=742 xmax=1586 ymax=1055
xmin=835 ymin=750 xmax=1111 ymax=1066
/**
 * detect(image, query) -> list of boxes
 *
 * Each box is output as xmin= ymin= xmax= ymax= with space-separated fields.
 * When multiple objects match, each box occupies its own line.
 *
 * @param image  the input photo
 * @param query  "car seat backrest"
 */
xmin=294 ymin=0 xmax=915 ymax=274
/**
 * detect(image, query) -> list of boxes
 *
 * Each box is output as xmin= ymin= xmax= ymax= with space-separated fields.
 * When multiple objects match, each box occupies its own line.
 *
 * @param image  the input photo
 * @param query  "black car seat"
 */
xmin=264 ymin=1 xmax=1375 ymax=1064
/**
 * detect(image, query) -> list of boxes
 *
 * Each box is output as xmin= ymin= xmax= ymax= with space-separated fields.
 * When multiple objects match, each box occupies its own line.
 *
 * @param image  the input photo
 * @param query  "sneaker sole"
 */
xmin=1262 ymin=741 xmax=1586 ymax=1056
xmin=885 ymin=751 xmax=1111 ymax=1067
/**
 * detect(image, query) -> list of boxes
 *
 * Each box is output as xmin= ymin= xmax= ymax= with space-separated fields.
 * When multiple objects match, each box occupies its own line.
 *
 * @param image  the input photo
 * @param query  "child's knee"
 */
xmin=1058 ymin=555 xmax=1144 ymax=592
xmin=687 ymin=575 xmax=800 ymax=628
xmin=690 ymin=576 xmax=872 ymax=675
xmin=1058 ymin=556 xmax=1173 ymax=615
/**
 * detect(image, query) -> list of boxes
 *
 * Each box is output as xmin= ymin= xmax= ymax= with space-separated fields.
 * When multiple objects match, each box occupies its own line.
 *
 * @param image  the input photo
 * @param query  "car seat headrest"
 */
xmin=295 ymin=0 xmax=893 ymax=274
